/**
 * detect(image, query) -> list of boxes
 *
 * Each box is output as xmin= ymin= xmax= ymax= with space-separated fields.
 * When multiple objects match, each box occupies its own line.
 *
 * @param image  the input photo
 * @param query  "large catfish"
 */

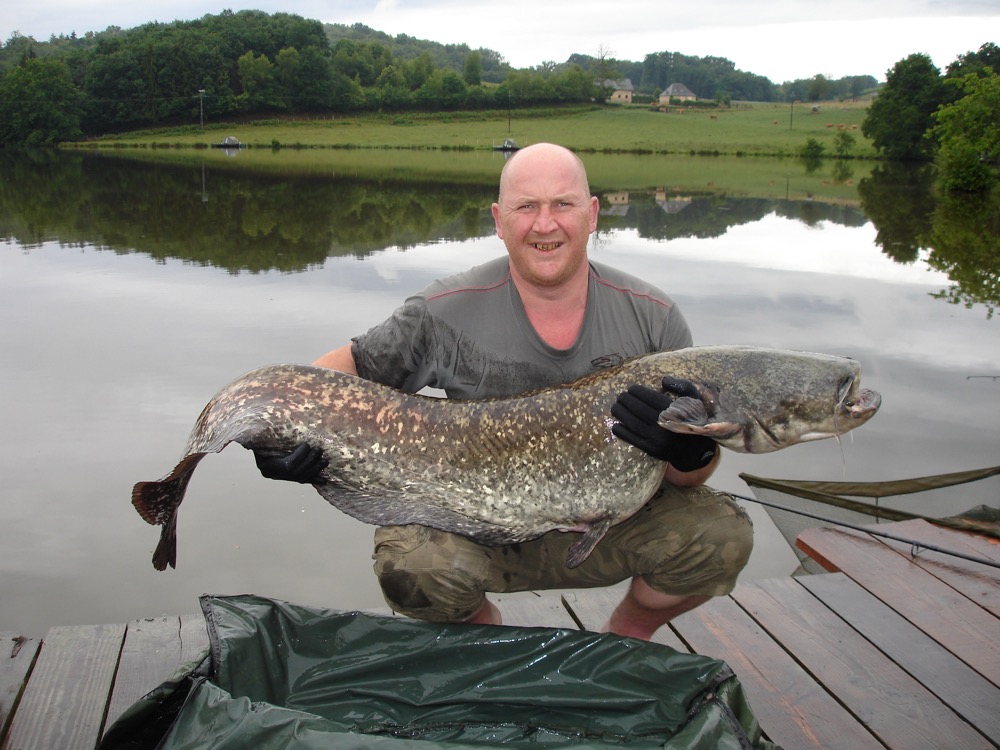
xmin=132 ymin=346 xmax=880 ymax=570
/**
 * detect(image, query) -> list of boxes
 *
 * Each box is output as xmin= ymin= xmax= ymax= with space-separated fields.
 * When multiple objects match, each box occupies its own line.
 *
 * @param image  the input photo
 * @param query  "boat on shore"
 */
xmin=493 ymin=138 xmax=519 ymax=151
xmin=212 ymin=136 xmax=244 ymax=149
xmin=741 ymin=466 xmax=1000 ymax=573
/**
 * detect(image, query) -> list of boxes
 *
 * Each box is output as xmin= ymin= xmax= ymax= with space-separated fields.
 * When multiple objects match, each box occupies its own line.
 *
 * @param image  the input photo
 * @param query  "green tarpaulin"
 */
xmin=100 ymin=594 xmax=777 ymax=749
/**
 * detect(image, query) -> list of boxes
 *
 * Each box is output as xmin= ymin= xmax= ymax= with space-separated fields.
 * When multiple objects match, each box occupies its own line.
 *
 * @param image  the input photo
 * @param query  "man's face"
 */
xmin=491 ymin=146 xmax=599 ymax=290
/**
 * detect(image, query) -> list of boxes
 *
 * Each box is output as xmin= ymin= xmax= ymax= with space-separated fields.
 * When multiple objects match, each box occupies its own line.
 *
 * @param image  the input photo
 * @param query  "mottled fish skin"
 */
xmin=132 ymin=345 xmax=880 ymax=571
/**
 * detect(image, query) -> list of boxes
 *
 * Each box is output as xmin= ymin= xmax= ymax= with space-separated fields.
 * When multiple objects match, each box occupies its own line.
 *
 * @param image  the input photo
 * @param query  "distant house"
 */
xmin=659 ymin=83 xmax=697 ymax=105
xmin=601 ymin=79 xmax=634 ymax=104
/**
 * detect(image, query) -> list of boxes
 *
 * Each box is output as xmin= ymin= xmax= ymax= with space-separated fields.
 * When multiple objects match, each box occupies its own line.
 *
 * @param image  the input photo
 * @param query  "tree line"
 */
xmin=861 ymin=43 xmax=1000 ymax=191
xmin=0 ymin=7 xmax=995 ymax=186
xmin=1 ymin=11 xmax=887 ymax=146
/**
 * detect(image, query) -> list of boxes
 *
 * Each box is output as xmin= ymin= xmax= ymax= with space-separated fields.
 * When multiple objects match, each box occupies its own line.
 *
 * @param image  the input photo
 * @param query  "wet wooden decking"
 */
xmin=3 ymin=519 xmax=999 ymax=749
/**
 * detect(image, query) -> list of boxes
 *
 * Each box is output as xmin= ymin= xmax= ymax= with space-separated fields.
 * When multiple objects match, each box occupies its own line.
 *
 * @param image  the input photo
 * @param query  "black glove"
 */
xmin=252 ymin=442 xmax=328 ymax=484
xmin=610 ymin=377 xmax=717 ymax=472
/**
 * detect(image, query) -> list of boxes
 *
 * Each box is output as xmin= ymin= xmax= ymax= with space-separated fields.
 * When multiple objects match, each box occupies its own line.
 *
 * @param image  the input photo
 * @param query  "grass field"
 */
xmin=78 ymin=100 xmax=876 ymax=158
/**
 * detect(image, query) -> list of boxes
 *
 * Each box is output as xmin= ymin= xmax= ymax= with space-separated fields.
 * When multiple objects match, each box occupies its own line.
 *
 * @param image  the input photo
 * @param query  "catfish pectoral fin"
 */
xmin=658 ymin=396 xmax=709 ymax=427
xmin=565 ymin=517 xmax=613 ymax=568
xmin=659 ymin=398 xmax=743 ymax=440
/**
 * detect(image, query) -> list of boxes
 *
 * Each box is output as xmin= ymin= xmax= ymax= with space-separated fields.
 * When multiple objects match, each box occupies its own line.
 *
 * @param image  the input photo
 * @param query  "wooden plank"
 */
xmin=868 ymin=520 xmax=1000 ymax=617
xmin=493 ymin=591 xmax=579 ymax=630
xmin=2 ymin=623 xmax=125 ymax=750
xmin=733 ymin=577 xmax=993 ymax=750
xmin=0 ymin=634 xmax=41 ymax=744
xmin=670 ymin=594 xmax=882 ymax=750
xmin=801 ymin=573 xmax=1000 ymax=746
xmin=797 ymin=526 xmax=1000 ymax=687
xmin=103 ymin=615 xmax=210 ymax=731
xmin=559 ymin=588 xmax=691 ymax=652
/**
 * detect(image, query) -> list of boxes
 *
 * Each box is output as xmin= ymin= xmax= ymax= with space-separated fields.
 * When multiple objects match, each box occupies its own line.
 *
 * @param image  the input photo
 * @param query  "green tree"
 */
xmin=331 ymin=39 xmax=392 ymax=87
xmin=947 ymin=42 xmax=1000 ymax=78
xmin=238 ymin=51 xmax=278 ymax=109
xmin=862 ymin=53 xmax=948 ymax=160
xmin=80 ymin=43 xmax=146 ymax=131
xmin=833 ymin=131 xmax=856 ymax=158
xmin=552 ymin=64 xmax=595 ymax=101
xmin=463 ymin=50 xmax=482 ymax=86
xmin=0 ymin=57 xmax=83 ymax=144
xmin=274 ymin=47 xmax=301 ymax=94
xmin=931 ymin=71 xmax=1000 ymax=192
xmin=805 ymin=74 xmax=831 ymax=102
xmin=374 ymin=64 xmax=410 ymax=109
xmin=284 ymin=46 xmax=334 ymax=111
xmin=800 ymin=138 xmax=825 ymax=159
xmin=404 ymin=52 xmax=434 ymax=90
xmin=415 ymin=68 xmax=467 ymax=109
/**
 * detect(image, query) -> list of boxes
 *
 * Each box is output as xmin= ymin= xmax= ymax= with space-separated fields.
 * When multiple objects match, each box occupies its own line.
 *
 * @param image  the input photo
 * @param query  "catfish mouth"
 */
xmin=834 ymin=370 xmax=881 ymax=423
xmin=842 ymin=387 xmax=881 ymax=421
xmin=799 ymin=382 xmax=881 ymax=444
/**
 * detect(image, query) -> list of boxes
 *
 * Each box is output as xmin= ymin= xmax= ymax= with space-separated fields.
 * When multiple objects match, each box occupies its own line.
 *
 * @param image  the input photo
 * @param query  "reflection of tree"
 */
xmin=0 ymin=151 xmax=499 ymax=272
xmin=4 ymin=150 xmax=991 ymax=318
xmin=1 ymin=151 xmax=877 ymax=273
xmin=860 ymin=160 xmax=999 ymax=317
xmin=831 ymin=161 xmax=854 ymax=184
xmin=604 ymin=193 xmax=867 ymax=240
xmin=857 ymin=162 xmax=936 ymax=262
xmin=774 ymin=200 xmax=868 ymax=229
xmin=926 ymin=191 xmax=1000 ymax=318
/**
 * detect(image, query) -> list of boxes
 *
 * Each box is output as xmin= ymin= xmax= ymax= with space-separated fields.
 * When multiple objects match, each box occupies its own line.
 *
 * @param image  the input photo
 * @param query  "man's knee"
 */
xmin=700 ymin=500 xmax=755 ymax=571
xmin=641 ymin=487 xmax=754 ymax=597
xmin=372 ymin=525 xmax=488 ymax=622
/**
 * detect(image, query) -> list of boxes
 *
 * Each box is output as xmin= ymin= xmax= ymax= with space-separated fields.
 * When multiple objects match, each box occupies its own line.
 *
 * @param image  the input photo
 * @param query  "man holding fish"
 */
xmin=255 ymin=143 xmax=754 ymax=640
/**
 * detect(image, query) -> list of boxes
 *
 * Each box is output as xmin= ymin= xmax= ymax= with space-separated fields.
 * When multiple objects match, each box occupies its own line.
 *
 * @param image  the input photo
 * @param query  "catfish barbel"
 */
xmin=132 ymin=346 xmax=881 ymax=571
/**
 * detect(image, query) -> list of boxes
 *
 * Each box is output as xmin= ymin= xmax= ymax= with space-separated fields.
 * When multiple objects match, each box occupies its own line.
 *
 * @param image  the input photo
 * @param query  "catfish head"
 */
xmin=655 ymin=347 xmax=881 ymax=453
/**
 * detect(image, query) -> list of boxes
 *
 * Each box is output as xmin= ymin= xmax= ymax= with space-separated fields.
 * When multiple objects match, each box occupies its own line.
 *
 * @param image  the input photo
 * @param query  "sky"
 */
xmin=3 ymin=0 xmax=998 ymax=82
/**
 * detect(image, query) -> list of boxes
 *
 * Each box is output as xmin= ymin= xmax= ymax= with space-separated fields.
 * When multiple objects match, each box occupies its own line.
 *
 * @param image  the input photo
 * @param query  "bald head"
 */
xmin=497 ymin=143 xmax=591 ymax=203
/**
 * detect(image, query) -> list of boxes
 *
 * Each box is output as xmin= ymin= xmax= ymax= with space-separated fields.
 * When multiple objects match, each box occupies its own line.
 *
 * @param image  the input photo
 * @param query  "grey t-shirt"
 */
xmin=352 ymin=257 xmax=692 ymax=399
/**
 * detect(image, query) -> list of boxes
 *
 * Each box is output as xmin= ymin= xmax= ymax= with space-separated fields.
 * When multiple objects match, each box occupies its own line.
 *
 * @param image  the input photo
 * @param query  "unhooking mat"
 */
xmin=99 ymin=594 xmax=778 ymax=749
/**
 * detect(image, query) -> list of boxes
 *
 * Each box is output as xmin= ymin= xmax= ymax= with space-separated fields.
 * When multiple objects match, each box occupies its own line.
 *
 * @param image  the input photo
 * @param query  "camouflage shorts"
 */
xmin=372 ymin=484 xmax=754 ymax=622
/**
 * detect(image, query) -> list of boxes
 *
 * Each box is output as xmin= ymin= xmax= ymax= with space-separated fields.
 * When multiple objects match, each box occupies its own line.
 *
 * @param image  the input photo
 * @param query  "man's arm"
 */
xmin=314 ymin=343 xmax=358 ymax=374
xmin=251 ymin=343 xmax=357 ymax=483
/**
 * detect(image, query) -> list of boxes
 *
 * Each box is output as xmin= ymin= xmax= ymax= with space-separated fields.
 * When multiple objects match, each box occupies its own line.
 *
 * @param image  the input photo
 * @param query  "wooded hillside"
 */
xmin=0 ymin=11 xmax=878 ymax=144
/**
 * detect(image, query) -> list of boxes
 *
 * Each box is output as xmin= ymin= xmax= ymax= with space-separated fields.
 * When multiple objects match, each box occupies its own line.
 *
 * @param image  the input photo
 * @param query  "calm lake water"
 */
xmin=1 ymin=149 xmax=998 ymax=636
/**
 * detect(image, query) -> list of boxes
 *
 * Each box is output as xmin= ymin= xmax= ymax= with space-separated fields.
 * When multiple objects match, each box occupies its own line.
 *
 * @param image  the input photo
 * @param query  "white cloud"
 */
xmin=351 ymin=3 xmax=996 ymax=81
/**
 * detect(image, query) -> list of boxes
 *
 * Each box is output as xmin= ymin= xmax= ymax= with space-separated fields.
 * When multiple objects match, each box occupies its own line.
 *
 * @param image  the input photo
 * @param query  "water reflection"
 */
xmin=2 ymin=150 xmax=995 ymax=316
xmin=0 ymin=150 xmax=997 ymax=636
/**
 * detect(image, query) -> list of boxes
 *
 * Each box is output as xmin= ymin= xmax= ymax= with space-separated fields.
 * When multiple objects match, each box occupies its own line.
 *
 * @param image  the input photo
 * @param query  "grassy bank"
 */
xmin=74 ymin=101 xmax=876 ymax=158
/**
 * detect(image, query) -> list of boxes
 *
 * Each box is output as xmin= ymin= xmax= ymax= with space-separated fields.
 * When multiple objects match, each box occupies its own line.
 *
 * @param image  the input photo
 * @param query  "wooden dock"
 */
xmin=3 ymin=519 xmax=999 ymax=749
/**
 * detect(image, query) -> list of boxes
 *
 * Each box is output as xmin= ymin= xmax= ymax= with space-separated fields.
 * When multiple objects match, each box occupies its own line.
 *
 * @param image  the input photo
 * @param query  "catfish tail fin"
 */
xmin=152 ymin=512 xmax=178 ymax=571
xmin=132 ymin=453 xmax=206 ymax=571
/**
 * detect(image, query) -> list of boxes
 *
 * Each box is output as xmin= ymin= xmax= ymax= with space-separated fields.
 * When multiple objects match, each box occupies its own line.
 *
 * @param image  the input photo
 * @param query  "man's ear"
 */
xmin=491 ymin=203 xmax=504 ymax=238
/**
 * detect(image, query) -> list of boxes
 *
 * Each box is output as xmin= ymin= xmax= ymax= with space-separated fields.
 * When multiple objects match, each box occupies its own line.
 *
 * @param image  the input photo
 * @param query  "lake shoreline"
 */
xmin=62 ymin=102 xmax=878 ymax=159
